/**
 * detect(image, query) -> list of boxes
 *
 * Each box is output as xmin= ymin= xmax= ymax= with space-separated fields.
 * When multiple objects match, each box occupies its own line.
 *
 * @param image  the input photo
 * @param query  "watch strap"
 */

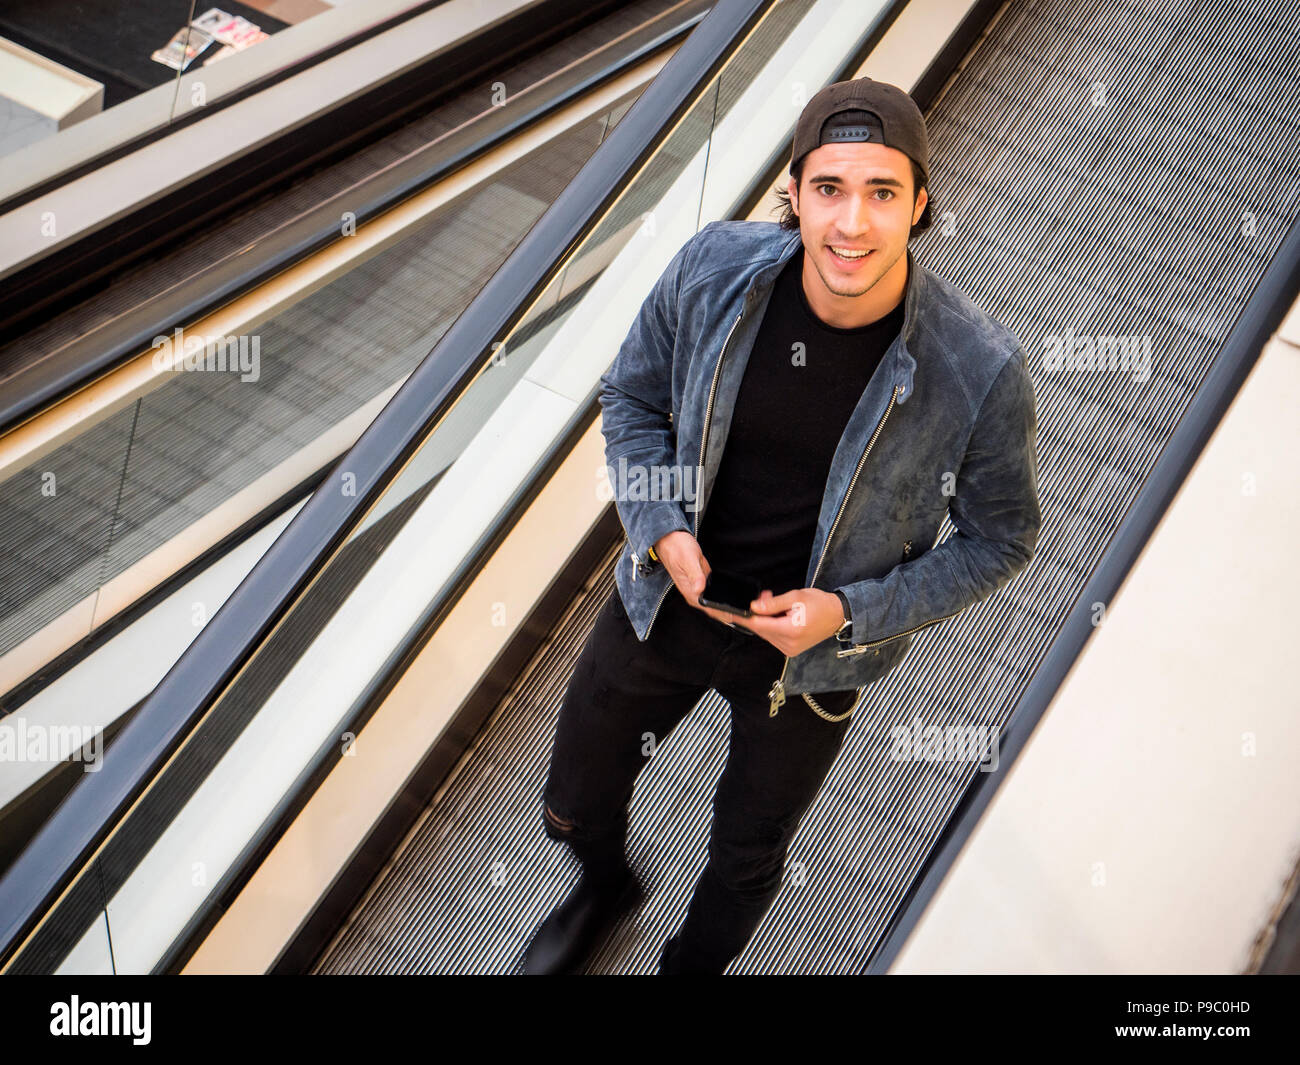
xmin=833 ymin=589 xmax=852 ymax=641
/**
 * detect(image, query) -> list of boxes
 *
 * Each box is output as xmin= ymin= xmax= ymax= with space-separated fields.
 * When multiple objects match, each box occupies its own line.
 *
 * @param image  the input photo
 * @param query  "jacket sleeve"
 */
xmin=834 ymin=346 xmax=1042 ymax=647
xmin=596 ymin=228 xmax=704 ymax=575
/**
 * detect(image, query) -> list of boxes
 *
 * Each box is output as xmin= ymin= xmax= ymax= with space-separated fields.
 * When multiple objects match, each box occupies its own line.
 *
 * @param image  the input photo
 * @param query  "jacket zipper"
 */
xmin=768 ymin=382 xmax=902 ymax=717
xmin=644 ymin=307 xmax=745 ymax=638
xmin=833 ymin=607 xmax=963 ymax=655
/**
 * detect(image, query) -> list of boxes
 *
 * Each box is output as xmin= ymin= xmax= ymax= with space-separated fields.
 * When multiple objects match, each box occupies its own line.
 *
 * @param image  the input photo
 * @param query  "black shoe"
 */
xmin=657 ymin=932 xmax=681 ymax=974
xmin=657 ymin=931 xmax=724 ymax=973
xmin=521 ymin=866 xmax=644 ymax=974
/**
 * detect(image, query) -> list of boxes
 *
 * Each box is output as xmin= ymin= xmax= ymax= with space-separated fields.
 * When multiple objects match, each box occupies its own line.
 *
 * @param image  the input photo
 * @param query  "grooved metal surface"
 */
xmin=316 ymin=0 xmax=1300 ymax=973
xmin=0 ymin=0 xmax=682 ymax=672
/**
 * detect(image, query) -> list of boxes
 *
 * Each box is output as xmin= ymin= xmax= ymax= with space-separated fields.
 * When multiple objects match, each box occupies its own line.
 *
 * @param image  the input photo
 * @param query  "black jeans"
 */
xmin=541 ymin=583 xmax=859 ymax=974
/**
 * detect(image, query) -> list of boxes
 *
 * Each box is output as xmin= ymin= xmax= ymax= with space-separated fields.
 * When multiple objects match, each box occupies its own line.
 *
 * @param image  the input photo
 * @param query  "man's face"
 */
xmin=788 ymin=142 xmax=928 ymax=302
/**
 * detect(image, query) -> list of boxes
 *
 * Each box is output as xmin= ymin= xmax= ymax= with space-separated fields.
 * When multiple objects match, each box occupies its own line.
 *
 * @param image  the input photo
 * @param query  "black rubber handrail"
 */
xmin=0 ymin=0 xmax=772 ymax=972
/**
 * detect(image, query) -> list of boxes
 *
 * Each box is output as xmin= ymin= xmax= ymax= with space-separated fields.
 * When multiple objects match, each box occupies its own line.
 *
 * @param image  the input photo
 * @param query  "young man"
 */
xmin=522 ymin=77 xmax=1041 ymax=974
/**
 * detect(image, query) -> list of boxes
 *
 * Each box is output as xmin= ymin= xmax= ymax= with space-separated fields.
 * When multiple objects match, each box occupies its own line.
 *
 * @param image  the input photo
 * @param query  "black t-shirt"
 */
xmin=695 ymin=247 xmax=905 ymax=595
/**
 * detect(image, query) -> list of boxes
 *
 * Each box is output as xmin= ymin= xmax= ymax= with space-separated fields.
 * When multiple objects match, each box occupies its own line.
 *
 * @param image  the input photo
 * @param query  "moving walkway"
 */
xmin=2 ymin=0 xmax=1298 ymax=974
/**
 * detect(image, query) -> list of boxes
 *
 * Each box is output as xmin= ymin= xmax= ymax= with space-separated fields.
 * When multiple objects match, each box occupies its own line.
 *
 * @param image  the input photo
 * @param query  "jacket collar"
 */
xmin=741 ymin=227 xmax=922 ymax=405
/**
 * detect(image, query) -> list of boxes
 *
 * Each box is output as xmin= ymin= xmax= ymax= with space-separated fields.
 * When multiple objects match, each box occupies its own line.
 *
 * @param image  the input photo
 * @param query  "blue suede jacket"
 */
xmin=596 ymin=220 xmax=1042 ymax=716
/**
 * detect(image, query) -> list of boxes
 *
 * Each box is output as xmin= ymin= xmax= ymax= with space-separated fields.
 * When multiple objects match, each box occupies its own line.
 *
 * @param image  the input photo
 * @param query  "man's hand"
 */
xmin=653 ymin=531 xmax=753 ymax=629
xmin=653 ymin=534 xmax=846 ymax=652
xmin=740 ymin=587 xmax=845 ymax=656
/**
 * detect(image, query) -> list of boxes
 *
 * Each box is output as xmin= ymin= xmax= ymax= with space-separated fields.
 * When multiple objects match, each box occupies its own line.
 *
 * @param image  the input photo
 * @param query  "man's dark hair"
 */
xmin=772 ymin=157 xmax=933 ymax=238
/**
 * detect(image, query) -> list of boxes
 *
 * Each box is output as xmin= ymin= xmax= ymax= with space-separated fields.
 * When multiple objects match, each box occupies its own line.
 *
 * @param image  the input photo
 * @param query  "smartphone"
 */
xmin=698 ymin=568 xmax=762 ymax=617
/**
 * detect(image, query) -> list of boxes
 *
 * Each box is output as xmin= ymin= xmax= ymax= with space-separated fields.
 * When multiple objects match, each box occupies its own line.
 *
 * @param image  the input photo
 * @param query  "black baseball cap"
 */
xmin=790 ymin=76 xmax=931 ymax=194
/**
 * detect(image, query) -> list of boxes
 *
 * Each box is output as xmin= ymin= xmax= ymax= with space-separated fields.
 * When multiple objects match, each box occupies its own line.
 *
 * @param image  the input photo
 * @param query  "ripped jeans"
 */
xmin=541 ymin=584 xmax=858 ymax=974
